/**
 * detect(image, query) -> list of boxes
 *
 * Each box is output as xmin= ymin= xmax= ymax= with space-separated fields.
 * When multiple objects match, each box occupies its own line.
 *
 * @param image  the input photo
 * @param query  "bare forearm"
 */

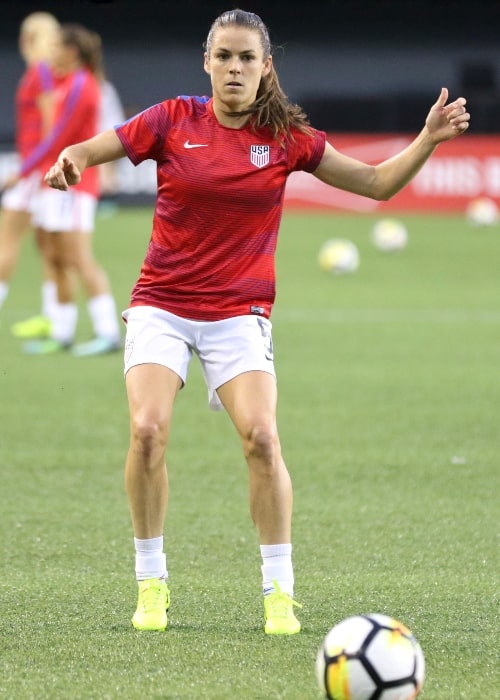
xmin=60 ymin=129 xmax=126 ymax=173
xmin=372 ymin=127 xmax=436 ymax=200
xmin=45 ymin=129 xmax=126 ymax=191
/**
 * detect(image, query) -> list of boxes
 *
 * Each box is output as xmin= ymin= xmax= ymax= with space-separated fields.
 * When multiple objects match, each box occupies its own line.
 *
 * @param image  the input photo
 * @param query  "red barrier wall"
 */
xmin=284 ymin=134 xmax=500 ymax=213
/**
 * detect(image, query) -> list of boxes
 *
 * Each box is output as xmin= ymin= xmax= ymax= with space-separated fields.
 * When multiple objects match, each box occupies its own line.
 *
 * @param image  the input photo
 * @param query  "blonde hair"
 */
xmin=19 ymin=12 xmax=60 ymax=64
xmin=205 ymin=9 xmax=312 ymax=144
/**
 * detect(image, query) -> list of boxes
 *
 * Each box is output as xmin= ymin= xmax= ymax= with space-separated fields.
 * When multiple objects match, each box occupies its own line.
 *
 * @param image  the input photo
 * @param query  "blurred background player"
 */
xmin=20 ymin=23 xmax=121 ymax=356
xmin=0 ymin=12 xmax=60 ymax=337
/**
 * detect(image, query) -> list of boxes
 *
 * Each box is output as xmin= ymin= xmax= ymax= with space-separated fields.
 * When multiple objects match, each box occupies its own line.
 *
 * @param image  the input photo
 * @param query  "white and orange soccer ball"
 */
xmin=318 ymin=238 xmax=360 ymax=275
xmin=316 ymin=613 xmax=425 ymax=700
xmin=465 ymin=197 xmax=499 ymax=226
xmin=371 ymin=219 xmax=408 ymax=252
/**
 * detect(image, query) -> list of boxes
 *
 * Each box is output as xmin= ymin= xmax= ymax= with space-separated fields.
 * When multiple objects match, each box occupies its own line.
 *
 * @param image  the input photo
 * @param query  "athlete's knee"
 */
xmin=130 ymin=413 xmax=169 ymax=463
xmin=244 ymin=422 xmax=281 ymax=464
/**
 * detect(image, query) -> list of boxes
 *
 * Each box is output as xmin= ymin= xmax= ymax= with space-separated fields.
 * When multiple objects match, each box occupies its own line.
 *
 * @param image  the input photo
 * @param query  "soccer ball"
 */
xmin=316 ymin=613 xmax=425 ymax=700
xmin=318 ymin=239 xmax=360 ymax=274
xmin=371 ymin=219 xmax=408 ymax=252
xmin=465 ymin=197 xmax=499 ymax=226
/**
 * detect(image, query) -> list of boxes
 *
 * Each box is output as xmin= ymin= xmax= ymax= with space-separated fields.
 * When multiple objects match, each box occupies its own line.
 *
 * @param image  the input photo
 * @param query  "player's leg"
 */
xmin=122 ymin=306 xmax=193 ymax=631
xmin=125 ymin=362 xmax=181 ymax=632
xmin=217 ymin=371 xmax=301 ymax=634
xmin=23 ymin=228 xmax=78 ymax=352
xmin=9 ymin=227 xmax=59 ymax=340
xmin=218 ymin=370 xmax=292 ymax=543
xmin=0 ymin=174 xmax=42 ymax=319
xmin=0 ymin=207 xmax=32 ymax=313
xmin=125 ymin=363 xmax=181 ymax=539
xmin=57 ymin=227 xmax=121 ymax=355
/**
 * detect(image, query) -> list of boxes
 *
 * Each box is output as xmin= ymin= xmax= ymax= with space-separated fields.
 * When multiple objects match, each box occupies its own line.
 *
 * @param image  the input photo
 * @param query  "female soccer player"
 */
xmin=0 ymin=12 xmax=60 ymax=336
xmin=43 ymin=9 xmax=470 ymax=633
xmin=21 ymin=24 xmax=121 ymax=356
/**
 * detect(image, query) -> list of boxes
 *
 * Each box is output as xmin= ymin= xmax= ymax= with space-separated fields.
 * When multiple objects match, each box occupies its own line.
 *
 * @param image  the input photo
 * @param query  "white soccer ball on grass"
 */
xmin=465 ymin=197 xmax=499 ymax=226
xmin=371 ymin=218 xmax=408 ymax=252
xmin=316 ymin=613 xmax=425 ymax=700
xmin=318 ymin=238 xmax=360 ymax=275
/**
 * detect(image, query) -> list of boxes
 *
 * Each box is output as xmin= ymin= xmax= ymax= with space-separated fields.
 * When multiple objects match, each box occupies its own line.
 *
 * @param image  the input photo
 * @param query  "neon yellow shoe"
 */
xmin=264 ymin=580 xmax=302 ymax=635
xmin=11 ymin=315 xmax=52 ymax=339
xmin=132 ymin=578 xmax=170 ymax=631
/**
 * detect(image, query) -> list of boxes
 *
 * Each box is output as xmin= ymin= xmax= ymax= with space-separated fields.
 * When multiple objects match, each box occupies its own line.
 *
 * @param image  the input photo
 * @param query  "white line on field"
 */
xmin=273 ymin=309 xmax=500 ymax=323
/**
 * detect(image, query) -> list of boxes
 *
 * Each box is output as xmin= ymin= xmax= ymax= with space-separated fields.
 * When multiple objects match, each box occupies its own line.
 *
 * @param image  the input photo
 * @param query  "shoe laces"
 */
xmin=138 ymin=579 xmax=168 ymax=613
xmin=266 ymin=580 xmax=302 ymax=617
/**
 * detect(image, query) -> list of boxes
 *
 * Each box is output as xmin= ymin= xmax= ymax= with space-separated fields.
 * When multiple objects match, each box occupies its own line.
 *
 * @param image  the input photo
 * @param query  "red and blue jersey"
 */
xmin=21 ymin=68 xmax=100 ymax=197
xmin=116 ymin=96 xmax=326 ymax=321
xmin=15 ymin=61 xmax=53 ymax=160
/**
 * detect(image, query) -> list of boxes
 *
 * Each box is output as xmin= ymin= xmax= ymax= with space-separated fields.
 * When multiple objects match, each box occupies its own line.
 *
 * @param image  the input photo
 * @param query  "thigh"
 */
xmin=123 ymin=306 xmax=193 ymax=388
xmin=59 ymin=229 xmax=94 ymax=270
xmin=0 ymin=208 xmax=31 ymax=248
xmin=217 ymin=370 xmax=278 ymax=438
xmin=1 ymin=172 xmax=41 ymax=213
xmin=126 ymin=363 xmax=182 ymax=432
xmin=43 ymin=229 xmax=81 ymax=269
xmin=197 ymin=315 xmax=276 ymax=411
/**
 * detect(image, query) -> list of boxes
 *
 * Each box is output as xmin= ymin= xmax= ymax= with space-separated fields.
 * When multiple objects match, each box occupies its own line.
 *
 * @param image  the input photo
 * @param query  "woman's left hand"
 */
xmin=425 ymin=87 xmax=470 ymax=143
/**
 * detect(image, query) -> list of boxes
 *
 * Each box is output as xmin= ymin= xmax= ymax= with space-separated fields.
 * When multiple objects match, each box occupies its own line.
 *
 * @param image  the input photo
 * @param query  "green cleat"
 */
xmin=11 ymin=315 xmax=52 ymax=339
xmin=71 ymin=337 xmax=121 ymax=357
xmin=132 ymin=578 xmax=170 ymax=632
xmin=22 ymin=338 xmax=70 ymax=355
xmin=264 ymin=580 xmax=302 ymax=635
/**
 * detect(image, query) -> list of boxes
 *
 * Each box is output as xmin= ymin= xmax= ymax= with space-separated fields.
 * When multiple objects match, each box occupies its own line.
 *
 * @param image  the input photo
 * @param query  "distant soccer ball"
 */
xmin=318 ymin=239 xmax=360 ymax=274
xmin=465 ymin=197 xmax=499 ymax=226
xmin=316 ymin=613 xmax=425 ymax=700
xmin=371 ymin=219 xmax=408 ymax=252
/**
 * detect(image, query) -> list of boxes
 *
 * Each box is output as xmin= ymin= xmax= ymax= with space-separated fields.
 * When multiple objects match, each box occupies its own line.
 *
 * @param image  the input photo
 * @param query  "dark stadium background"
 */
xmin=1 ymin=0 xmax=499 ymax=142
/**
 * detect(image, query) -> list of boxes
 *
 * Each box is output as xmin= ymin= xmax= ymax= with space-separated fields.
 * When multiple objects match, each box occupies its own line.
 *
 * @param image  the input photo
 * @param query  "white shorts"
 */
xmin=1 ymin=171 xmax=42 ymax=214
xmin=122 ymin=306 xmax=276 ymax=411
xmin=32 ymin=188 xmax=97 ymax=233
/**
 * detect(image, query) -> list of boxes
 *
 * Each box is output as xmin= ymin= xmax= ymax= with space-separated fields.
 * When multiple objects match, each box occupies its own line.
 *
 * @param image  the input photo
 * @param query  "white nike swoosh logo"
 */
xmin=184 ymin=140 xmax=208 ymax=149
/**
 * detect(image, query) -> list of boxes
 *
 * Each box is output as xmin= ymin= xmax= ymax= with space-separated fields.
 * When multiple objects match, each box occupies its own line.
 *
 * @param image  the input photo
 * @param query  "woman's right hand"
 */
xmin=44 ymin=156 xmax=82 ymax=191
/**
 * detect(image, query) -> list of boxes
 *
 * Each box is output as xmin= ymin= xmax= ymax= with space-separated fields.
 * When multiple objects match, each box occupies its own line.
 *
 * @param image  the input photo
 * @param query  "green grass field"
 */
xmin=0 ymin=207 xmax=498 ymax=699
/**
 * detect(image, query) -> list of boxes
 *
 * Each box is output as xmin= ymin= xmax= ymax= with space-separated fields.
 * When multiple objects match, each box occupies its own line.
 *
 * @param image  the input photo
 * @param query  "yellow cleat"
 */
xmin=11 ymin=315 xmax=52 ymax=339
xmin=264 ymin=580 xmax=302 ymax=635
xmin=132 ymin=578 xmax=170 ymax=632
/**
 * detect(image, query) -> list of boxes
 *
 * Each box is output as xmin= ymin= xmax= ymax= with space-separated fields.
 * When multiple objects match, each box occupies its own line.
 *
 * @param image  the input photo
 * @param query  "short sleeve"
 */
xmin=287 ymin=128 xmax=326 ymax=173
xmin=115 ymin=101 xmax=172 ymax=165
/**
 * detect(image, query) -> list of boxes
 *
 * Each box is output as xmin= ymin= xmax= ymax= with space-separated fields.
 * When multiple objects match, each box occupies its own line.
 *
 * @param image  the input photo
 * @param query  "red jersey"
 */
xmin=15 ymin=61 xmax=54 ymax=160
xmin=21 ymin=68 xmax=100 ymax=197
xmin=116 ymin=96 xmax=326 ymax=321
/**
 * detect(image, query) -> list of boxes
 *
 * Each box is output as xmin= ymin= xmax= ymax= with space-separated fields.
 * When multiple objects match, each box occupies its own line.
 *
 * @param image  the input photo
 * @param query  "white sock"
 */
xmin=134 ymin=536 xmax=168 ymax=581
xmin=0 ymin=281 xmax=8 ymax=309
xmin=87 ymin=293 xmax=120 ymax=341
xmin=52 ymin=302 xmax=78 ymax=344
xmin=260 ymin=543 xmax=294 ymax=597
xmin=41 ymin=281 xmax=58 ymax=321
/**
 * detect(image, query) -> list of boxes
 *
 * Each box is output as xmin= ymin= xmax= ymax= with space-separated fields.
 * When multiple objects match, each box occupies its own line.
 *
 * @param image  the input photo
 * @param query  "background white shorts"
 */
xmin=1 ymin=171 xmax=42 ymax=214
xmin=32 ymin=188 xmax=97 ymax=233
xmin=122 ymin=306 xmax=276 ymax=411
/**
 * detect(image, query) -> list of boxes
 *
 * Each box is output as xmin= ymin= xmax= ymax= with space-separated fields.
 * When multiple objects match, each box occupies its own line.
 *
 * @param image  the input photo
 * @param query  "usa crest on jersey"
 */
xmin=250 ymin=145 xmax=270 ymax=168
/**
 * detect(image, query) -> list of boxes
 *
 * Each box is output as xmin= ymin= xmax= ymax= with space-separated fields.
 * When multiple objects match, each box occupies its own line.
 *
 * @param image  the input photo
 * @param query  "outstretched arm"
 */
xmin=44 ymin=129 xmax=126 ymax=191
xmin=313 ymin=88 xmax=470 ymax=201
